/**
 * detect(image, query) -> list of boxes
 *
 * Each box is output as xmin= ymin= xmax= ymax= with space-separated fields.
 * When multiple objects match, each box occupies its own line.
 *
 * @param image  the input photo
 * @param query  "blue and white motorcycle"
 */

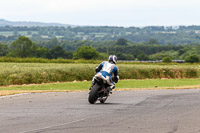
xmin=88 ymin=73 xmax=114 ymax=104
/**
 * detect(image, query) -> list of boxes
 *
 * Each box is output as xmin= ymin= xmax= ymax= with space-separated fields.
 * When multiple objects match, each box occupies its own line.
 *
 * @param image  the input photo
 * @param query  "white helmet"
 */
xmin=108 ymin=55 xmax=117 ymax=64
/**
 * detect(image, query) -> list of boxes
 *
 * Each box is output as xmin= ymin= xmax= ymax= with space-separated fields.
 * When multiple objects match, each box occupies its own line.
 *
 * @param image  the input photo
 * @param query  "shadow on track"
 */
xmin=94 ymin=103 xmax=122 ymax=105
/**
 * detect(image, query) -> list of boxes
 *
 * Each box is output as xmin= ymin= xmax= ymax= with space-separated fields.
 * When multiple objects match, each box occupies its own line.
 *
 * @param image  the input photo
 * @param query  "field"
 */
xmin=0 ymin=31 xmax=38 ymax=37
xmin=0 ymin=31 xmax=108 ymax=39
xmin=0 ymin=62 xmax=199 ymax=86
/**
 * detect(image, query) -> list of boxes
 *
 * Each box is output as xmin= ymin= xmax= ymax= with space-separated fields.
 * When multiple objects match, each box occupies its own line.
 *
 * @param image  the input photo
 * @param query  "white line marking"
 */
xmin=19 ymin=117 xmax=91 ymax=133
xmin=0 ymin=93 xmax=31 ymax=98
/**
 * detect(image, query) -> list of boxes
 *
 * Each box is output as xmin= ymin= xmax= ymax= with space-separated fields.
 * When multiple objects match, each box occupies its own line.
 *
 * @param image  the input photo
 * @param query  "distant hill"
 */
xmin=0 ymin=19 xmax=75 ymax=27
xmin=1 ymin=19 xmax=200 ymax=44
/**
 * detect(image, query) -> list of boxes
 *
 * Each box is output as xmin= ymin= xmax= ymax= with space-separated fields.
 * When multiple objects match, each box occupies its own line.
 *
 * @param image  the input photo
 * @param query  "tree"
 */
xmin=36 ymin=46 xmax=50 ymax=58
xmin=47 ymin=38 xmax=59 ymax=49
xmin=73 ymin=45 xmax=99 ymax=59
xmin=149 ymin=50 xmax=178 ymax=60
xmin=196 ymin=45 xmax=200 ymax=56
xmin=147 ymin=38 xmax=159 ymax=44
xmin=9 ymin=36 xmax=37 ymax=58
xmin=137 ymin=53 xmax=149 ymax=61
xmin=116 ymin=38 xmax=128 ymax=46
xmin=64 ymin=51 xmax=73 ymax=59
xmin=0 ymin=43 xmax=8 ymax=56
xmin=162 ymin=56 xmax=172 ymax=63
xmin=178 ymin=48 xmax=187 ymax=56
xmin=50 ymin=45 xmax=65 ymax=59
xmin=116 ymin=53 xmax=135 ymax=60
xmin=185 ymin=55 xmax=200 ymax=63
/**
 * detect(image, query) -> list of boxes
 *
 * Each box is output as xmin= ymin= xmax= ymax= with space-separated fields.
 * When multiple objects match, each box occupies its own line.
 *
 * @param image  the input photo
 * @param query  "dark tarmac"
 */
xmin=1 ymin=89 xmax=200 ymax=133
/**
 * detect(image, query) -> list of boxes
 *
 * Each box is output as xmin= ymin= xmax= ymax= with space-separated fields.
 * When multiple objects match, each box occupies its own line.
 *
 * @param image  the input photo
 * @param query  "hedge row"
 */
xmin=0 ymin=57 xmax=101 ymax=64
xmin=0 ymin=63 xmax=199 ymax=86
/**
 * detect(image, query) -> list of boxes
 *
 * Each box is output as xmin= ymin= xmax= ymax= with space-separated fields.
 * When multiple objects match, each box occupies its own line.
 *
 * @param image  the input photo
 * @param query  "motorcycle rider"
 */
xmin=90 ymin=55 xmax=119 ymax=92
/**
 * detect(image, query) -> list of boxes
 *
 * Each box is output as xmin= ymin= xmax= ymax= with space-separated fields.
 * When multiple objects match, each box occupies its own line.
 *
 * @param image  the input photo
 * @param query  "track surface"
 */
xmin=1 ymin=89 xmax=200 ymax=133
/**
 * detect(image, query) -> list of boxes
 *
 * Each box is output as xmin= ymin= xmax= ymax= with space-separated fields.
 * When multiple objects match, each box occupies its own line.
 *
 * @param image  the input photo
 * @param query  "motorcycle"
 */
xmin=88 ymin=73 xmax=114 ymax=104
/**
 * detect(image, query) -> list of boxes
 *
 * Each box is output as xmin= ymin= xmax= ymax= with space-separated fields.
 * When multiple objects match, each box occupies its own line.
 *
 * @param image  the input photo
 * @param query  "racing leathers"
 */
xmin=90 ymin=61 xmax=119 ymax=90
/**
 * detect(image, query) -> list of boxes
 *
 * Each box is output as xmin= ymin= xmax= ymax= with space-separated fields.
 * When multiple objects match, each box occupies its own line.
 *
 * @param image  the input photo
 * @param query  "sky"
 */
xmin=0 ymin=0 xmax=200 ymax=27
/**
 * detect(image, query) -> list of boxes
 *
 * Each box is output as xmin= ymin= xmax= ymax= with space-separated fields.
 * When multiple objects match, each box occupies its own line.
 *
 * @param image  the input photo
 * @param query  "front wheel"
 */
xmin=88 ymin=84 xmax=100 ymax=104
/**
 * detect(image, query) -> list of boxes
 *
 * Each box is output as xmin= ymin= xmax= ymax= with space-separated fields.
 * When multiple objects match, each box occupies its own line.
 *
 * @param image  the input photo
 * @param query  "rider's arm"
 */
xmin=95 ymin=62 xmax=104 ymax=73
xmin=113 ymin=67 xmax=119 ymax=83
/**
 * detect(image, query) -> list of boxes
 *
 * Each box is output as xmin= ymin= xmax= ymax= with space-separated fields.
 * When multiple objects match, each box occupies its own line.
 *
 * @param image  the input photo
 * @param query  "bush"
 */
xmin=185 ymin=55 xmax=200 ymax=63
xmin=137 ymin=53 xmax=149 ymax=61
xmin=162 ymin=56 xmax=172 ymax=63
xmin=73 ymin=45 xmax=99 ymax=60
xmin=0 ymin=57 xmax=102 ymax=64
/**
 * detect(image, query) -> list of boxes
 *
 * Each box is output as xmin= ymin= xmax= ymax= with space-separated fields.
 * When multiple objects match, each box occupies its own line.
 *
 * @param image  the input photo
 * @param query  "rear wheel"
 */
xmin=88 ymin=84 xmax=100 ymax=104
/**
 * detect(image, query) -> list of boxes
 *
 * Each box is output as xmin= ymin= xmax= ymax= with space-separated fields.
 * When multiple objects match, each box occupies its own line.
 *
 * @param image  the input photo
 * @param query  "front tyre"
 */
xmin=88 ymin=84 xmax=100 ymax=104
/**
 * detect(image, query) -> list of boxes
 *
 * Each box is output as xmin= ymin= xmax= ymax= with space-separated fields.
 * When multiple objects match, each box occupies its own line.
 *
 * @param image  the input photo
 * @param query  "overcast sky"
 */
xmin=1 ymin=0 xmax=200 ymax=27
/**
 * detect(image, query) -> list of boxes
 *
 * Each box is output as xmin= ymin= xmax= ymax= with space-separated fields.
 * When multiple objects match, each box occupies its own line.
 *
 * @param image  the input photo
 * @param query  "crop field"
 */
xmin=0 ymin=62 xmax=199 ymax=86
xmin=0 ymin=31 xmax=13 ymax=37
xmin=0 ymin=31 xmax=38 ymax=37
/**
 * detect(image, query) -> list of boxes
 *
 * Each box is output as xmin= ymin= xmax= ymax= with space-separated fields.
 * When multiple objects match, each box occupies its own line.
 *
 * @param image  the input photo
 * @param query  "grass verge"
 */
xmin=1 ymin=79 xmax=200 ymax=96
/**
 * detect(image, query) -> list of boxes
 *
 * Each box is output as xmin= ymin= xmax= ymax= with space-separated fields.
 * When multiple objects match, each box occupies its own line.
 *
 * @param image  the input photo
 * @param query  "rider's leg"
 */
xmin=105 ymin=84 xmax=115 ymax=95
xmin=106 ymin=77 xmax=115 ymax=93
xmin=109 ymin=83 xmax=115 ymax=93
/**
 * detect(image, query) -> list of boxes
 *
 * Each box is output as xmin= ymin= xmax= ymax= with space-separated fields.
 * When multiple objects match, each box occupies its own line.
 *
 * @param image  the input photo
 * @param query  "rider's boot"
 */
xmin=107 ymin=85 xmax=115 ymax=94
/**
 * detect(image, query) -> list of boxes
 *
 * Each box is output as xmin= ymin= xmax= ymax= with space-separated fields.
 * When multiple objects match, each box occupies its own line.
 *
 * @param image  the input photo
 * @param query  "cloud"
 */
xmin=0 ymin=0 xmax=200 ymax=26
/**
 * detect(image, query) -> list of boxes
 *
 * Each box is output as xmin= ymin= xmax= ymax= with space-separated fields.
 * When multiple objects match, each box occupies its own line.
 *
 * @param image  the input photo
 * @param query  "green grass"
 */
xmin=1 ymin=79 xmax=200 ymax=91
xmin=0 ymin=81 xmax=91 ymax=91
xmin=117 ymin=79 xmax=200 ymax=88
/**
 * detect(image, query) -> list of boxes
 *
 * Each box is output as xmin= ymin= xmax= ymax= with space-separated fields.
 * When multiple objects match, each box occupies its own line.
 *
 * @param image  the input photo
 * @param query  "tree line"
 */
xmin=0 ymin=36 xmax=200 ymax=63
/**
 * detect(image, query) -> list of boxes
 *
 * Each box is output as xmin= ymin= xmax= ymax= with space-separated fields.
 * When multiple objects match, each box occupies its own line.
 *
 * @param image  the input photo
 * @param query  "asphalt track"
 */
xmin=1 ymin=89 xmax=200 ymax=133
